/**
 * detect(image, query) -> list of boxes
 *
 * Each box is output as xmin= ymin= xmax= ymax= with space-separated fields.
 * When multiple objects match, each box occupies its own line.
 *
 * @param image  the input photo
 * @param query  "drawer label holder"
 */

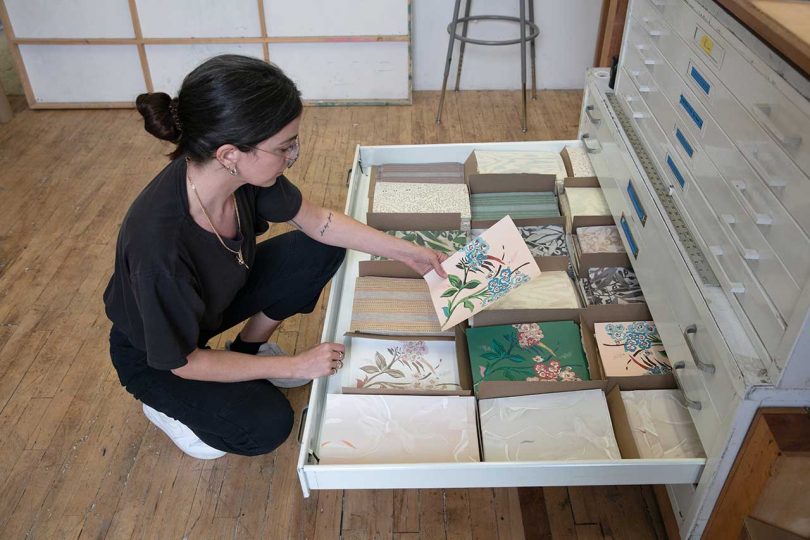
xmin=679 ymin=94 xmax=704 ymax=130
xmin=689 ymin=64 xmax=711 ymax=96
xmin=666 ymin=154 xmax=686 ymax=189
xmin=675 ymin=127 xmax=695 ymax=157
xmin=620 ymin=214 xmax=640 ymax=258
xmin=627 ymin=180 xmax=648 ymax=225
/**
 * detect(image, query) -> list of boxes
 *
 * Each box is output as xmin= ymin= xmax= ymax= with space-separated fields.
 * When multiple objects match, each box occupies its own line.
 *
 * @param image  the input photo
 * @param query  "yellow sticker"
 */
xmin=700 ymin=35 xmax=714 ymax=55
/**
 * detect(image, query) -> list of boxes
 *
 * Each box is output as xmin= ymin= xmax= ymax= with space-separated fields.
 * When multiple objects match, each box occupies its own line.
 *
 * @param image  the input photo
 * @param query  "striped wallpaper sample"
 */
xmin=378 ymin=162 xmax=465 ymax=183
xmin=350 ymin=276 xmax=452 ymax=336
xmin=470 ymin=192 xmax=560 ymax=221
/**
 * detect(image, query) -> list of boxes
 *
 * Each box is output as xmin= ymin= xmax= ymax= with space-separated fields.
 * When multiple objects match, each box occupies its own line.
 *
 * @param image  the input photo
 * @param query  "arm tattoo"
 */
xmin=319 ymin=210 xmax=332 ymax=236
xmin=318 ymin=211 xmax=333 ymax=237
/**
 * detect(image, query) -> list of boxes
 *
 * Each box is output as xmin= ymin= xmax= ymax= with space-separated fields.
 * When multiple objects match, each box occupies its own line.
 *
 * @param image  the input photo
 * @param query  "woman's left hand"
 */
xmin=403 ymin=246 xmax=449 ymax=278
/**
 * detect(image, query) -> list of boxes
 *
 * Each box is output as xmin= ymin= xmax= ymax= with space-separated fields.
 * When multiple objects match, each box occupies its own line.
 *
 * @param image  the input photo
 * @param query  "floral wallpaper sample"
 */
xmin=594 ymin=321 xmax=671 ymax=376
xmin=479 ymin=389 xmax=622 ymax=461
xmin=318 ymin=394 xmax=480 ymax=464
xmin=371 ymin=230 xmax=467 ymax=261
xmin=466 ymin=321 xmax=589 ymax=389
xmin=424 ymin=216 xmax=541 ymax=330
xmin=345 ymin=337 xmax=461 ymax=391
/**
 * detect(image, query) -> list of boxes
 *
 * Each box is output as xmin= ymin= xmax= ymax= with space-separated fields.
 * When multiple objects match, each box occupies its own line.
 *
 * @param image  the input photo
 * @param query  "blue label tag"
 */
xmin=667 ymin=154 xmax=686 ymax=188
xmin=679 ymin=94 xmax=704 ymax=130
xmin=690 ymin=66 xmax=711 ymax=95
xmin=675 ymin=127 xmax=694 ymax=157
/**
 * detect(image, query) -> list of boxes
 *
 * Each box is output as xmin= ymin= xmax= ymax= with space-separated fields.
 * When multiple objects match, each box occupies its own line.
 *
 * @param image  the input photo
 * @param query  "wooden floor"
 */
xmin=0 ymin=91 xmax=669 ymax=539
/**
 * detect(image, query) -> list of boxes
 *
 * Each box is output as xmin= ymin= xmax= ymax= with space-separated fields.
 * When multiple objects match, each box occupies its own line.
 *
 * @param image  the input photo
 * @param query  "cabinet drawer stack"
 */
xmin=614 ymin=0 xmax=810 ymax=372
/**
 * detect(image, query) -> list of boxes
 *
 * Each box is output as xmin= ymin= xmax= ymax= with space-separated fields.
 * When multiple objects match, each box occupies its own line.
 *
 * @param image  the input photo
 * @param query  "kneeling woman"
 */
xmin=104 ymin=54 xmax=446 ymax=460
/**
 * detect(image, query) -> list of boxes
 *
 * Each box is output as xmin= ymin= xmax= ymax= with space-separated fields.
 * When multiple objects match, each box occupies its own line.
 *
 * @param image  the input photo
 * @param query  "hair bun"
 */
xmin=135 ymin=92 xmax=181 ymax=143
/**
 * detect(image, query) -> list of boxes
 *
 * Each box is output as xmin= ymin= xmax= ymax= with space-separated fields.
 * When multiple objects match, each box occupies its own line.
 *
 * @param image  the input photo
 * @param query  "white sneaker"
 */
xmin=257 ymin=343 xmax=312 ymax=388
xmin=142 ymin=403 xmax=226 ymax=460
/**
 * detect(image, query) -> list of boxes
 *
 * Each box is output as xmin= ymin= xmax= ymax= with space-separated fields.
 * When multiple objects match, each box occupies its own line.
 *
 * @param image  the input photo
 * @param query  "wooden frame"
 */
xmin=0 ymin=0 xmax=412 ymax=108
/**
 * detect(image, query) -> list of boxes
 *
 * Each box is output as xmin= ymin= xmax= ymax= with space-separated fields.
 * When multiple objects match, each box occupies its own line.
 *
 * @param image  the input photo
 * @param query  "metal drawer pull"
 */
xmin=581 ymin=133 xmax=602 ymax=154
xmin=624 ymin=96 xmax=646 ymax=119
xmin=635 ymin=45 xmax=658 ymax=66
xmin=585 ymin=104 xmax=601 ymax=126
xmin=731 ymin=181 xmax=773 ymax=226
xmin=708 ymin=245 xmax=746 ymax=294
xmin=629 ymin=70 xmax=653 ymax=93
xmin=627 ymin=180 xmax=647 ymax=225
xmin=297 ymin=406 xmax=309 ymax=445
xmin=683 ymin=324 xmax=716 ymax=374
xmin=750 ymin=149 xmax=787 ymax=188
xmin=641 ymin=17 xmax=665 ymax=37
xmin=673 ymin=362 xmax=703 ymax=409
xmin=619 ymin=214 xmax=639 ymax=258
xmin=753 ymin=104 xmax=803 ymax=151
xmin=650 ymin=0 xmax=668 ymax=8
xmin=725 ymin=221 xmax=760 ymax=261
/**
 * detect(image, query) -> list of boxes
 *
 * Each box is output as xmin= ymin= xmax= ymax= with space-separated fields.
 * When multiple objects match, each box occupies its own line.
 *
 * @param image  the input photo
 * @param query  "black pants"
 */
xmin=110 ymin=231 xmax=345 ymax=456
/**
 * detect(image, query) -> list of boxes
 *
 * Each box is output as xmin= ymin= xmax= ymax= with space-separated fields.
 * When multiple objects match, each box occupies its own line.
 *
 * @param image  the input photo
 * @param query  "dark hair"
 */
xmin=135 ymin=54 xmax=303 ymax=161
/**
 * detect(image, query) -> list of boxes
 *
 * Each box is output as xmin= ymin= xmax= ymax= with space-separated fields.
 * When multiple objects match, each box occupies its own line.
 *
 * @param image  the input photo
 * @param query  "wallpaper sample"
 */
xmin=372 ymin=182 xmax=471 ymax=227
xmin=424 ymin=216 xmax=541 ymax=330
xmin=344 ymin=336 xmax=460 ymax=391
xmin=466 ymin=321 xmax=589 ymax=387
xmin=318 ymin=394 xmax=480 ymax=464
xmin=565 ymin=187 xmax=611 ymax=217
xmin=472 ymin=225 xmax=567 ymax=258
xmin=472 ymin=150 xmax=567 ymax=179
xmin=564 ymin=145 xmax=596 ymax=177
xmin=371 ymin=230 xmax=468 ymax=260
xmin=377 ymin=162 xmax=465 ymax=183
xmin=580 ymin=266 xmax=646 ymax=305
xmin=350 ymin=276 xmax=452 ymax=336
xmin=621 ymin=390 xmax=705 ymax=459
xmin=470 ymin=192 xmax=560 ymax=221
xmin=594 ymin=321 xmax=672 ymax=376
xmin=577 ymin=225 xmax=624 ymax=254
xmin=484 ymin=271 xmax=580 ymax=310
xmin=479 ymin=389 xmax=622 ymax=461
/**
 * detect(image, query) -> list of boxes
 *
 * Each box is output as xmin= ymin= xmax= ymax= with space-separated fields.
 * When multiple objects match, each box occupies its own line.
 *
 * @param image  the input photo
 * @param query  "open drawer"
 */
xmin=296 ymin=141 xmax=706 ymax=497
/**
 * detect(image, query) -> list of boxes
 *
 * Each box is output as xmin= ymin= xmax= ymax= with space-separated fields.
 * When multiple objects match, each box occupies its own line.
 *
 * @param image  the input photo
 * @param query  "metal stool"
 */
xmin=436 ymin=0 xmax=540 ymax=132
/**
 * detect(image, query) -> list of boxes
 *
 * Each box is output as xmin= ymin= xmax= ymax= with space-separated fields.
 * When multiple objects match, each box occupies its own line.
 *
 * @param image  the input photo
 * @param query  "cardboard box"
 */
xmin=360 ymin=213 xmax=464 ymax=278
xmin=581 ymin=304 xmax=676 ymax=391
xmin=469 ymin=310 xmax=606 ymax=399
xmin=560 ymin=147 xmax=598 ymax=183
xmin=341 ymin=327 xmax=473 ymax=396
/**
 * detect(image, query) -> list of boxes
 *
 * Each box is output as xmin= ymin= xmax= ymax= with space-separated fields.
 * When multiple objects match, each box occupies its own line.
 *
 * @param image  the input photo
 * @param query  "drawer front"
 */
xmin=623 ymin=48 xmax=799 ymax=340
xmin=625 ymin=15 xmax=810 ymax=288
xmin=297 ymin=139 xmax=707 ymax=496
xmin=632 ymin=0 xmax=810 ymax=177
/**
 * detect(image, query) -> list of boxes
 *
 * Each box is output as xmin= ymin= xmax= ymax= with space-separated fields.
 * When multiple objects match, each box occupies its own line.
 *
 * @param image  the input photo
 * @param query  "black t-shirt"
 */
xmin=103 ymin=158 xmax=302 ymax=370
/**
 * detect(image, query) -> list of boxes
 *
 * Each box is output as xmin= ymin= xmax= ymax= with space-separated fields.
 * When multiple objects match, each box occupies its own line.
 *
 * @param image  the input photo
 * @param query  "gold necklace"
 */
xmin=186 ymin=172 xmax=249 ymax=270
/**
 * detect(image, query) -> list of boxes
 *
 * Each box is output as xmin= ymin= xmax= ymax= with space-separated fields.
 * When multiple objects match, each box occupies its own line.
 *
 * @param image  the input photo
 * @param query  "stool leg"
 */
xmin=454 ymin=0 xmax=473 ymax=91
xmin=437 ymin=0 xmax=464 ymax=125
xmin=528 ymin=0 xmax=537 ymax=99
xmin=519 ymin=0 xmax=528 ymax=132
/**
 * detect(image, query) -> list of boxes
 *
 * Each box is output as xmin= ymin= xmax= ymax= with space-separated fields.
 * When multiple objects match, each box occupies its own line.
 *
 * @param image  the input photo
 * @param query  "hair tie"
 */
xmin=169 ymin=98 xmax=183 ymax=133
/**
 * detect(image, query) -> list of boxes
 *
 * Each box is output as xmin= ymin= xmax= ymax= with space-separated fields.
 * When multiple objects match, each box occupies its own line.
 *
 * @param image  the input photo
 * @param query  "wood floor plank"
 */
xmin=518 ymin=487 xmax=553 ymax=540
xmin=444 ymin=489 xmax=473 ymax=540
xmin=393 ymin=489 xmax=421 ymax=533
xmin=468 ymin=488 xmax=500 ymax=540
xmin=543 ymin=488 xmax=577 ymax=540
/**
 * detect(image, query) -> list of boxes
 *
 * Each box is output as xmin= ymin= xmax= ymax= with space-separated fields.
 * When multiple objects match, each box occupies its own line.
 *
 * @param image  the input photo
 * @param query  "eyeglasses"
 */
xmin=249 ymin=137 xmax=300 ymax=169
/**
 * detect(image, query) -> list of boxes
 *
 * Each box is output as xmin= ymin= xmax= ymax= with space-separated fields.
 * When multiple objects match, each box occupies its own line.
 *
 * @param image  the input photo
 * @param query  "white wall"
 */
xmin=412 ymin=0 xmax=601 ymax=90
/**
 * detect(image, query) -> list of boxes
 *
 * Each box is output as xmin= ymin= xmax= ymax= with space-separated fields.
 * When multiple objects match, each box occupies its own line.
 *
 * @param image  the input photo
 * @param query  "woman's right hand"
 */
xmin=293 ymin=342 xmax=345 ymax=379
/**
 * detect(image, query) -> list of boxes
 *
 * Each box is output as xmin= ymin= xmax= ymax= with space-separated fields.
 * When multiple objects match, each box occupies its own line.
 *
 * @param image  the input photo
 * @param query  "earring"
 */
xmin=229 ymin=167 xmax=238 ymax=176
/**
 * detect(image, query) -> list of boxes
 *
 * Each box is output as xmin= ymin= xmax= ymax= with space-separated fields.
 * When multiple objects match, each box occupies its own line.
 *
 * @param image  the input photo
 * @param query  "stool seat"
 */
xmin=436 ymin=0 xmax=539 ymax=132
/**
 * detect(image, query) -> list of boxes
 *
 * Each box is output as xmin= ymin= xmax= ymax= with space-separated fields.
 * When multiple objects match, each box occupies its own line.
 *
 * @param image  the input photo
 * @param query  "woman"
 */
xmin=104 ymin=54 xmax=447 ymax=460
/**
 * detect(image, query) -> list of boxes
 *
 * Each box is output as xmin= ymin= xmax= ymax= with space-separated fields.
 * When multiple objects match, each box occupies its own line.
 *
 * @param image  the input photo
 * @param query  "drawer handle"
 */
xmin=750 ymin=149 xmax=788 ymax=189
xmin=624 ymin=96 xmax=647 ymax=119
xmin=627 ymin=180 xmax=647 ymax=225
xmin=585 ymin=104 xmax=601 ymax=126
xmin=723 ymin=218 xmax=760 ymax=260
xmin=649 ymin=0 xmax=668 ymax=8
xmin=619 ymin=214 xmax=639 ymax=258
xmin=297 ymin=406 xmax=309 ymax=445
xmin=641 ymin=17 xmax=665 ymax=37
xmin=673 ymin=362 xmax=703 ymax=409
xmin=683 ymin=324 xmax=716 ymax=374
xmin=666 ymin=154 xmax=686 ymax=188
xmin=731 ymin=181 xmax=773 ymax=226
xmin=688 ymin=64 xmax=711 ymax=96
xmin=675 ymin=127 xmax=694 ymax=158
xmin=635 ymin=45 xmax=657 ymax=66
xmin=581 ymin=133 xmax=602 ymax=154
xmin=629 ymin=70 xmax=653 ymax=93
xmin=708 ymin=245 xmax=746 ymax=294
xmin=753 ymin=104 xmax=803 ymax=151
xmin=679 ymin=94 xmax=704 ymax=130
